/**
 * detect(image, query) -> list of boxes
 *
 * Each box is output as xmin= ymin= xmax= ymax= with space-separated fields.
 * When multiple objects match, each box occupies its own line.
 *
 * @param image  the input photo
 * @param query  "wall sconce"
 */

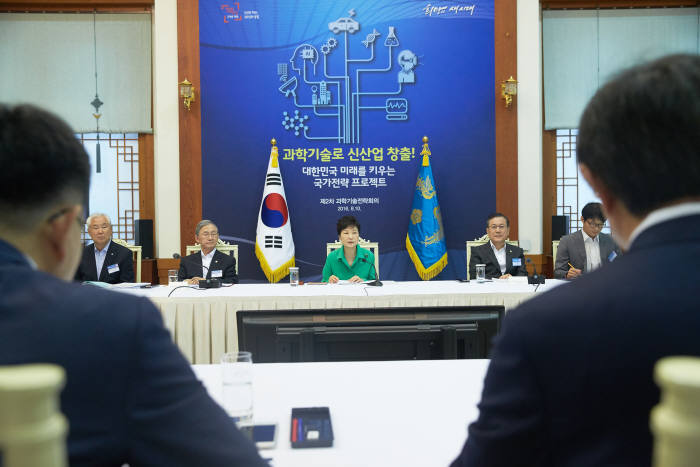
xmin=501 ymin=76 xmax=518 ymax=108
xmin=178 ymin=78 xmax=196 ymax=111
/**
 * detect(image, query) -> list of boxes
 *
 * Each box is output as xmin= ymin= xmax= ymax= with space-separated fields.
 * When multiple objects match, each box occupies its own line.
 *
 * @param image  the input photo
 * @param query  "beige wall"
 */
xmin=152 ymin=0 xmax=181 ymax=257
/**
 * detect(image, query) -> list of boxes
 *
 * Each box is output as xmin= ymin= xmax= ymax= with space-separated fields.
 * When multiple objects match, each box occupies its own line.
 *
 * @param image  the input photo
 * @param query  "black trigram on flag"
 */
xmin=266 ymin=173 xmax=282 ymax=186
xmin=264 ymin=235 xmax=283 ymax=248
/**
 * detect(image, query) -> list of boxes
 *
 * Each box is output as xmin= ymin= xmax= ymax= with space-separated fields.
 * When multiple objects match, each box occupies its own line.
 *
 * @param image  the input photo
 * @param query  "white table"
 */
xmin=193 ymin=359 xmax=490 ymax=467
xmin=114 ymin=279 xmax=566 ymax=363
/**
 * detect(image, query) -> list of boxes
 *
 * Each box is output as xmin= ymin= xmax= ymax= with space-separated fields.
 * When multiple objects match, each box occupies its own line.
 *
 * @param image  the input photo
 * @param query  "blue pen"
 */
xmin=297 ymin=417 xmax=303 ymax=442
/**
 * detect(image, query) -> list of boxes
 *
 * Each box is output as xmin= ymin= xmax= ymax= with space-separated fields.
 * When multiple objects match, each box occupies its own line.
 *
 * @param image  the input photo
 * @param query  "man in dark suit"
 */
xmin=0 ymin=104 xmax=265 ymax=466
xmin=74 ymin=213 xmax=135 ymax=283
xmin=554 ymin=202 xmax=620 ymax=279
xmin=178 ymin=220 xmax=238 ymax=284
xmin=469 ymin=213 xmax=527 ymax=279
xmin=452 ymin=55 xmax=700 ymax=467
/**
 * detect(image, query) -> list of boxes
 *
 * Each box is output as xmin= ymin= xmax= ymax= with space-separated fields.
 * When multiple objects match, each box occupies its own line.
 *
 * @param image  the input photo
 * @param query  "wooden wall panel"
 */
xmin=541 ymin=0 xmax=696 ymax=8
xmin=494 ymin=0 xmax=519 ymax=238
xmin=176 ymin=0 xmax=202 ymax=254
xmin=542 ymin=129 xmax=557 ymax=276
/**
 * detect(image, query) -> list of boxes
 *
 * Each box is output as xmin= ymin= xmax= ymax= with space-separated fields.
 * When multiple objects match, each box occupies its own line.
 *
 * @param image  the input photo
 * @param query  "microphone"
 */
xmin=525 ymin=258 xmax=545 ymax=285
xmin=361 ymin=255 xmax=383 ymax=287
xmin=172 ymin=253 xmax=220 ymax=288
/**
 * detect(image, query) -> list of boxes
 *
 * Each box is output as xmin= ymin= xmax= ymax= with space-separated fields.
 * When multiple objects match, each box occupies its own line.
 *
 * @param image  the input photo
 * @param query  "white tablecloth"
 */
xmin=115 ymin=279 xmax=565 ymax=363
xmin=193 ymin=359 xmax=490 ymax=467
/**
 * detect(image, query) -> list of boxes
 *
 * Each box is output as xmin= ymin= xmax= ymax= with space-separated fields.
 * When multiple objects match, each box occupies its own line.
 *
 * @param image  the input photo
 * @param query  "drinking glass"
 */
xmin=221 ymin=351 xmax=253 ymax=426
xmin=476 ymin=264 xmax=486 ymax=282
xmin=289 ymin=267 xmax=300 ymax=286
xmin=168 ymin=269 xmax=178 ymax=284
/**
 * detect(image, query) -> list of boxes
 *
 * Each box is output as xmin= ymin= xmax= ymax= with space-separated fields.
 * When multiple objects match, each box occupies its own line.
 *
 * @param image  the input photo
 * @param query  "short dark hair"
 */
xmin=581 ymin=202 xmax=605 ymax=222
xmin=486 ymin=212 xmax=509 ymax=228
xmin=578 ymin=54 xmax=700 ymax=217
xmin=0 ymin=104 xmax=90 ymax=225
xmin=337 ymin=215 xmax=360 ymax=235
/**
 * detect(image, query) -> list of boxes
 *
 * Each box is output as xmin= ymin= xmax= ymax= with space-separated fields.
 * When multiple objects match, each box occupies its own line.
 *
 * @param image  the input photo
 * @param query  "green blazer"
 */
xmin=322 ymin=245 xmax=376 ymax=282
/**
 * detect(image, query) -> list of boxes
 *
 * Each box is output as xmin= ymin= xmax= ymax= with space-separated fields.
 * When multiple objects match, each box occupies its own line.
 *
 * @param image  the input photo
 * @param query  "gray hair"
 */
xmin=86 ymin=213 xmax=111 ymax=226
xmin=195 ymin=219 xmax=216 ymax=236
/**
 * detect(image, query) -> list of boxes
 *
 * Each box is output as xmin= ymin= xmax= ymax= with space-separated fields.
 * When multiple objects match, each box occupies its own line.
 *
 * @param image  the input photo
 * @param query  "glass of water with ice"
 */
xmin=221 ymin=351 xmax=253 ymax=427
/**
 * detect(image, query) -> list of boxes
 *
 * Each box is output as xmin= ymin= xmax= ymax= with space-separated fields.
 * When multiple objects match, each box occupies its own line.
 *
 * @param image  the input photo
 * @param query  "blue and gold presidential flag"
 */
xmin=406 ymin=136 xmax=447 ymax=280
xmin=255 ymin=139 xmax=295 ymax=282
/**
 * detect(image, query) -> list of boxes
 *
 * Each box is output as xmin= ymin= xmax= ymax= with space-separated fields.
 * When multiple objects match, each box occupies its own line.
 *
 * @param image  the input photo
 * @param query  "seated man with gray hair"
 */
xmin=177 ymin=219 xmax=238 ymax=284
xmin=74 ymin=212 xmax=135 ymax=283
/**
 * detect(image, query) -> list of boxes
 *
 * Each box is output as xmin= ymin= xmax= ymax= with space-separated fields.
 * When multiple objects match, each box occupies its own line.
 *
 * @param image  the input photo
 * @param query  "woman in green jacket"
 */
xmin=322 ymin=216 xmax=376 ymax=283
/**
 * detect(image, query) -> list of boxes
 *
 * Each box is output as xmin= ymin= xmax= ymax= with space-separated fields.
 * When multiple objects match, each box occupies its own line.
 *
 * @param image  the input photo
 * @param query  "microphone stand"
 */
xmin=362 ymin=256 xmax=383 ymax=287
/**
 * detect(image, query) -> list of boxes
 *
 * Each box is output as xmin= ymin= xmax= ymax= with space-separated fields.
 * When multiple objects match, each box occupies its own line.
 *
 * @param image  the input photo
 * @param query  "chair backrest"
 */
xmin=465 ymin=234 xmax=519 ymax=280
xmin=0 ymin=364 xmax=67 ymax=467
xmin=552 ymin=240 xmax=560 ymax=263
xmin=186 ymin=239 xmax=239 ymax=274
xmin=326 ymin=237 xmax=379 ymax=277
xmin=651 ymin=356 xmax=700 ymax=467
xmin=112 ymin=237 xmax=142 ymax=282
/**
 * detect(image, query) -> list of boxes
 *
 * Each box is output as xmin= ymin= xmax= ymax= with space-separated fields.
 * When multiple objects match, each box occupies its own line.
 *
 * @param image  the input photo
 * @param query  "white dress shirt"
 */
xmin=490 ymin=241 xmax=507 ymax=275
xmin=201 ymin=248 xmax=216 ymax=278
xmin=582 ymin=231 xmax=601 ymax=272
xmin=94 ymin=240 xmax=111 ymax=278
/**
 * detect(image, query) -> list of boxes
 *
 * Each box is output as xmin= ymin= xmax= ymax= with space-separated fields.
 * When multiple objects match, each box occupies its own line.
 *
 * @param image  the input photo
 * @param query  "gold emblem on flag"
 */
xmin=415 ymin=176 xmax=436 ymax=200
xmin=411 ymin=209 xmax=422 ymax=225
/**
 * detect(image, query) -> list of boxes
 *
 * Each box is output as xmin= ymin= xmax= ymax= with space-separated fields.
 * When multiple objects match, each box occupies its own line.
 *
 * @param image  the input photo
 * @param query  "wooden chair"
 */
xmin=112 ymin=237 xmax=142 ymax=282
xmin=326 ymin=237 xmax=379 ymax=277
xmin=186 ymin=239 xmax=239 ymax=274
xmin=465 ymin=234 xmax=520 ymax=280
xmin=0 ymin=364 xmax=67 ymax=467
xmin=552 ymin=240 xmax=560 ymax=264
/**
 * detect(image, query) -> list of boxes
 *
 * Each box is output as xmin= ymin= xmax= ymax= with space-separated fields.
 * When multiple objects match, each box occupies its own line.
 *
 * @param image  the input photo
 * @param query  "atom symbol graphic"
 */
xmin=282 ymin=110 xmax=309 ymax=136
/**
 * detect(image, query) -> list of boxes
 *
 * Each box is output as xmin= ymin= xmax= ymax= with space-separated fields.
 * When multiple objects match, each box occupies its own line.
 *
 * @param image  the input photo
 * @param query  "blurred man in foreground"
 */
xmin=452 ymin=55 xmax=700 ymax=466
xmin=74 ymin=213 xmax=135 ymax=283
xmin=0 ymin=104 xmax=265 ymax=466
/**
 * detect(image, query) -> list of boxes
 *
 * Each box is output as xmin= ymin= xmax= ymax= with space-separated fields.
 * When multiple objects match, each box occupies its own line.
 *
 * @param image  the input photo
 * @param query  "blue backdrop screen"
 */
xmin=199 ymin=0 xmax=495 ymax=281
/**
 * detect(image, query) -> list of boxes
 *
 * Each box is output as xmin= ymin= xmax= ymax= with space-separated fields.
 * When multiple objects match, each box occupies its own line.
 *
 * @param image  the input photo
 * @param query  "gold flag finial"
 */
xmin=420 ymin=135 xmax=431 ymax=166
xmin=270 ymin=138 xmax=279 ymax=168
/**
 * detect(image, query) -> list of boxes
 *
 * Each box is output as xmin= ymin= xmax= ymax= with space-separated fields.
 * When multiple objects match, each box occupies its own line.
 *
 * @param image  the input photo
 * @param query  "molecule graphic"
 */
xmin=282 ymin=110 xmax=309 ymax=136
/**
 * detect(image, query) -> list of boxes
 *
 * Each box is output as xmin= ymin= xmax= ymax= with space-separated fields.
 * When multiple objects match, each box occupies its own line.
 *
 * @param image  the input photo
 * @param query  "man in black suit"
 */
xmin=468 ymin=212 xmax=527 ymax=279
xmin=452 ymin=55 xmax=700 ymax=466
xmin=178 ymin=220 xmax=238 ymax=284
xmin=74 ymin=213 xmax=135 ymax=283
xmin=0 ymin=104 xmax=265 ymax=466
xmin=554 ymin=202 xmax=620 ymax=279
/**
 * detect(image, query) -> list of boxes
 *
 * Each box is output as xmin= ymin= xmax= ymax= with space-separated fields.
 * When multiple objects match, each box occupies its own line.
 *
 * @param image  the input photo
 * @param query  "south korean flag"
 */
xmin=255 ymin=139 xmax=295 ymax=282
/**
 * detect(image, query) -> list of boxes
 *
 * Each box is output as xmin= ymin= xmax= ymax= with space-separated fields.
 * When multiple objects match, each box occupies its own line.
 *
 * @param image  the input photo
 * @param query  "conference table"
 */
xmin=116 ymin=279 xmax=566 ymax=364
xmin=192 ymin=358 xmax=490 ymax=467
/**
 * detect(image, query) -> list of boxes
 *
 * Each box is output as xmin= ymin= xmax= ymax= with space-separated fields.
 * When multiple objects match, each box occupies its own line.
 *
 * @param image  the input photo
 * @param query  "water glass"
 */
xmin=476 ymin=264 xmax=486 ymax=282
xmin=221 ymin=351 xmax=254 ymax=426
xmin=289 ymin=267 xmax=300 ymax=286
xmin=168 ymin=269 xmax=178 ymax=284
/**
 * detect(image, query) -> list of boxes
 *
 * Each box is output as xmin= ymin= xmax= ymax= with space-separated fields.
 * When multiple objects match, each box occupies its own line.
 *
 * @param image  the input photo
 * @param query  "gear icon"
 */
xmin=327 ymin=38 xmax=338 ymax=48
xmin=321 ymin=44 xmax=331 ymax=55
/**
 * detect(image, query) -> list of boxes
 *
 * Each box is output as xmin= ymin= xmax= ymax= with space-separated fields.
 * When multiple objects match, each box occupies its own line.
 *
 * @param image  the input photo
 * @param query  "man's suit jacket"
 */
xmin=74 ymin=240 xmax=135 ymax=284
xmin=469 ymin=242 xmax=527 ymax=279
xmin=554 ymin=230 xmax=620 ymax=279
xmin=452 ymin=215 xmax=700 ymax=467
xmin=177 ymin=249 xmax=238 ymax=283
xmin=0 ymin=239 xmax=265 ymax=467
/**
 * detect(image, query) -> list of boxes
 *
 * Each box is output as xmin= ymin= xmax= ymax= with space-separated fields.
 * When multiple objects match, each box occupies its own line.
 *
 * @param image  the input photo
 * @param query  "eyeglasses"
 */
xmin=488 ymin=224 xmax=507 ymax=231
xmin=199 ymin=231 xmax=219 ymax=238
xmin=586 ymin=219 xmax=606 ymax=229
xmin=48 ymin=207 xmax=85 ymax=228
